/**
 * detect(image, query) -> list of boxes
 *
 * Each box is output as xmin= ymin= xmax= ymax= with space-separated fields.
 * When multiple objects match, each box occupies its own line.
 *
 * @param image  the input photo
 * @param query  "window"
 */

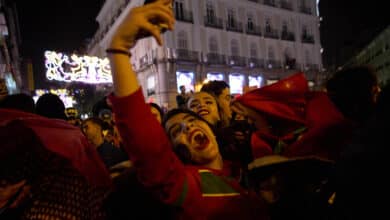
xmin=175 ymin=0 xmax=184 ymax=19
xmin=268 ymin=46 xmax=275 ymax=59
xmin=284 ymin=47 xmax=295 ymax=68
xmin=147 ymin=75 xmax=156 ymax=96
xmin=227 ymin=9 xmax=236 ymax=28
xmin=302 ymin=25 xmax=308 ymax=36
xmin=250 ymin=43 xmax=257 ymax=58
xmin=301 ymin=0 xmax=307 ymax=7
xmin=247 ymin=15 xmax=254 ymax=31
xmin=209 ymin=36 xmax=218 ymax=53
xmin=305 ymin=50 xmax=311 ymax=64
xmin=284 ymin=47 xmax=292 ymax=59
xmin=177 ymin=31 xmax=188 ymax=49
xmin=282 ymin=21 xmax=288 ymax=33
xmin=231 ymin=39 xmax=239 ymax=56
xmin=265 ymin=18 xmax=271 ymax=33
xmin=206 ymin=1 xmax=215 ymax=23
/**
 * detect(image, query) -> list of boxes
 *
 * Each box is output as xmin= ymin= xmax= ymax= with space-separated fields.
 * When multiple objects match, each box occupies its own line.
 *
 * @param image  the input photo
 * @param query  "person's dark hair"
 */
xmin=82 ymin=117 xmax=109 ymax=130
xmin=201 ymin=80 xmax=230 ymax=97
xmin=163 ymin=108 xmax=211 ymax=130
xmin=326 ymin=65 xmax=378 ymax=123
xmin=149 ymin=102 xmax=164 ymax=120
xmin=186 ymin=91 xmax=224 ymax=128
xmin=0 ymin=93 xmax=35 ymax=113
xmin=162 ymin=108 xmax=214 ymax=163
xmin=92 ymin=96 xmax=112 ymax=118
xmin=65 ymin=107 xmax=79 ymax=120
xmin=35 ymin=93 xmax=66 ymax=120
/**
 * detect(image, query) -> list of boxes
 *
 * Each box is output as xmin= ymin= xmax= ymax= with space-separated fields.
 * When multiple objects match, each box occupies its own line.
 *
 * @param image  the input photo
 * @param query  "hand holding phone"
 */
xmin=109 ymin=0 xmax=175 ymax=51
xmin=143 ymin=0 xmax=173 ymax=34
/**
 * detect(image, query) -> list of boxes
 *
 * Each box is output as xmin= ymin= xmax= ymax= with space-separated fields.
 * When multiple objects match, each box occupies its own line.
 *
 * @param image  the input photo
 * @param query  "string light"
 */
xmin=45 ymin=51 xmax=112 ymax=84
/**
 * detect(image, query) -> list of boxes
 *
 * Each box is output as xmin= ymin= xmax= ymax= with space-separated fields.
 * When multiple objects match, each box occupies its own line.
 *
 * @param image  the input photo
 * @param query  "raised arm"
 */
xmin=107 ymin=0 xmax=189 ymax=205
xmin=108 ymin=0 xmax=174 ymax=97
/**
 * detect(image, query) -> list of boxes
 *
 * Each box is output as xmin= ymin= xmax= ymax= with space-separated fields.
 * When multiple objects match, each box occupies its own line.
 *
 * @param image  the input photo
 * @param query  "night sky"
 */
xmin=14 ymin=0 xmax=104 ymax=88
xmin=12 ymin=0 xmax=390 ymax=88
xmin=319 ymin=0 xmax=389 ymax=68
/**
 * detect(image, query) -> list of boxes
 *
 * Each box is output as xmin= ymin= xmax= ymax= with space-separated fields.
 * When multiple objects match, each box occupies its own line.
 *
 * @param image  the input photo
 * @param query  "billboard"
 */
xmin=176 ymin=71 xmax=194 ymax=93
xmin=229 ymin=74 xmax=245 ymax=94
xmin=206 ymin=73 xmax=224 ymax=81
xmin=248 ymin=75 xmax=263 ymax=88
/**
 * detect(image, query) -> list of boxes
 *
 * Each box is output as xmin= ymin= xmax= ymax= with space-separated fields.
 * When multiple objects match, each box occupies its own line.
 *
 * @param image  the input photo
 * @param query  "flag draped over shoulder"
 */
xmin=0 ymin=109 xmax=111 ymax=187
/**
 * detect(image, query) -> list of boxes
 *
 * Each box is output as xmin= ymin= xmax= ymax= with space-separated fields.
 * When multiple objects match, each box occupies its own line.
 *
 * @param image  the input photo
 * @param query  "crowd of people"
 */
xmin=0 ymin=0 xmax=388 ymax=219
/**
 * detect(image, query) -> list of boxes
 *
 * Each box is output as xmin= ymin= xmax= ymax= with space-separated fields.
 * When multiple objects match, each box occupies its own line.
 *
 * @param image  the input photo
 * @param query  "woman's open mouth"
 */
xmin=197 ymin=109 xmax=209 ymax=117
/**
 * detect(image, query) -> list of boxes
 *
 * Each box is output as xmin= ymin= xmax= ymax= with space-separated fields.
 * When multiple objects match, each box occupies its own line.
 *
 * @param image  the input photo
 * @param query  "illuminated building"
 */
xmin=0 ymin=0 xmax=22 ymax=94
xmin=88 ymin=0 xmax=323 ymax=108
xmin=344 ymin=26 xmax=390 ymax=86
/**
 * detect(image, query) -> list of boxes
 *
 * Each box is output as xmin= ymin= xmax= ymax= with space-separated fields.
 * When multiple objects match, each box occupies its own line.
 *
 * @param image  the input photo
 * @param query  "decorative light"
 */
xmin=45 ymin=51 xmax=112 ymax=84
xmin=33 ymin=89 xmax=76 ymax=108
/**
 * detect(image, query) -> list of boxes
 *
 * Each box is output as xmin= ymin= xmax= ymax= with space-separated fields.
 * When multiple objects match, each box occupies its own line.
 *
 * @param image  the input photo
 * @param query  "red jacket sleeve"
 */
xmin=109 ymin=89 xmax=186 ymax=204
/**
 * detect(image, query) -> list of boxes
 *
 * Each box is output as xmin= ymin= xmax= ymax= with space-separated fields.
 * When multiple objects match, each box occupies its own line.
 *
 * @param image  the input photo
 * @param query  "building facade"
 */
xmin=344 ymin=26 xmax=390 ymax=86
xmin=0 ymin=0 xmax=22 ymax=95
xmin=88 ymin=0 xmax=323 ymax=109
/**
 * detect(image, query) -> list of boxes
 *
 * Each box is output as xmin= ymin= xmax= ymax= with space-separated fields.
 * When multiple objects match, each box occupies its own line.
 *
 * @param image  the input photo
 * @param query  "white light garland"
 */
xmin=45 ymin=51 xmax=112 ymax=84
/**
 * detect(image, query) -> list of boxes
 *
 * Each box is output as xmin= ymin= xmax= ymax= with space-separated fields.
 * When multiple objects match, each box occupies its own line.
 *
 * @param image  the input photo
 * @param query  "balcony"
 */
xmin=226 ymin=21 xmax=243 ymax=33
xmin=302 ymin=34 xmax=315 ymax=44
xmin=228 ymin=56 xmax=247 ymax=67
xmin=300 ymin=6 xmax=312 ymax=15
xmin=266 ymin=59 xmax=282 ymax=69
xmin=246 ymin=24 xmax=262 ymax=36
xmin=175 ymin=10 xmax=194 ymax=23
xmin=264 ymin=0 xmax=277 ymax=7
xmin=264 ymin=28 xmax=279 ymax=39
xmin=205 ymin=53 xmax=226 ymax=65
xmin=204 ymin=16 xmax=224 ymax=29
xmin=175 ymin=49 xmax=199 ymax=62
xmin=281 ymin=31 xmax=295 ymax=41
xmin=248 ymin=58 xmax=265 ymax=68
xmin=280 ymin=1 xmax=293 ymax=10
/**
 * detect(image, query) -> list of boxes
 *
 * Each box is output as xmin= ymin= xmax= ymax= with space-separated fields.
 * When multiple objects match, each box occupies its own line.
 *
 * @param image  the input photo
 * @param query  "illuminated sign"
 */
xmin=248 ymin=76 xmax=263 ymax=88
xmin=45 ymin=51 xmax=112 ymax=84
xmin=176 ymin=71 xmax=194 ymax=93
xmin=33 ymin=89 xmax=76 ymax=108
xmin=207 ymin=73 xmax=224 ymax=81
xmin=229 ymin=74 xmax=245 ymax=94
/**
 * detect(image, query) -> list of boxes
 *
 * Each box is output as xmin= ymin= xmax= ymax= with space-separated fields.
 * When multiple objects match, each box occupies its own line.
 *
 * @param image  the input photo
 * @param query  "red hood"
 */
xmin=0 ymin=109 xmax=111 ymax=187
